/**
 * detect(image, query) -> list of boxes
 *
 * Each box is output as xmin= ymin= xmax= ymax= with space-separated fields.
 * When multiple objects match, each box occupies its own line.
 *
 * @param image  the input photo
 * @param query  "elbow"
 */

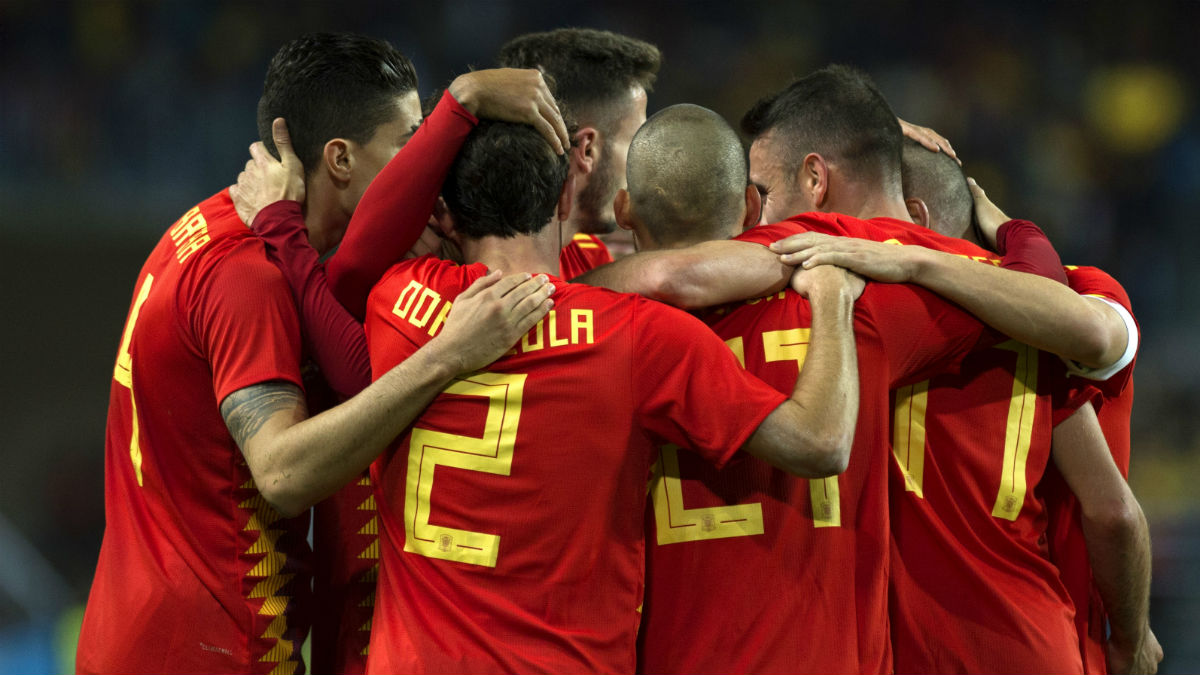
xmin=1073 ymin=308 xmax=1128 ymax=369
xmin=785 ymin=432 xmax=852 ymax=479
xmin=255 ymin=475 xmax=310 ymax=520
xmin=1083 ymin=494 xmax=1142 ymax=542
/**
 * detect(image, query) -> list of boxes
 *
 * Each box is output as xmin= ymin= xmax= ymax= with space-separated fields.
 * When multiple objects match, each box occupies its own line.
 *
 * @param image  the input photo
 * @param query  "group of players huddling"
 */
xmin=77 ymin=27 xmax=1162 ymax=675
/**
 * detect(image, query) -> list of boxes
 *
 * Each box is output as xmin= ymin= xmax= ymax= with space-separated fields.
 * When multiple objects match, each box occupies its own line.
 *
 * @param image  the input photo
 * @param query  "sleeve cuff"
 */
xmin=1062 ymin=296 xmax=1139 ymax=381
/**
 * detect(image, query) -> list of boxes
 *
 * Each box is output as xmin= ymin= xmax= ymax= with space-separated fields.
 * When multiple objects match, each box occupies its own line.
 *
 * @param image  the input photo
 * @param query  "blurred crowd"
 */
xmin=1 ymin=0 xmax=1197 ymax=671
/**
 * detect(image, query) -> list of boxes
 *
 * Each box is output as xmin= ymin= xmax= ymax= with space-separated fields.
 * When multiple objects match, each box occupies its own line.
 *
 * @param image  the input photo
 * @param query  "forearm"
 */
xmin=743 ymin=282 xmax=858 ymax=476
xmin=577 ymin=240 xmax=791 ymax=309
xmin=253 ymin=200 xmax=371 ymax=398
xmin=909 ymin=247 xmax=1124 ymax=367
xmin=259 ymin=343 xmax=460 ymax=516
xmin=327 ymin=92 xmax=478 ymax=320
xmin=1084 ymin=490 xmax=1153 ymax=654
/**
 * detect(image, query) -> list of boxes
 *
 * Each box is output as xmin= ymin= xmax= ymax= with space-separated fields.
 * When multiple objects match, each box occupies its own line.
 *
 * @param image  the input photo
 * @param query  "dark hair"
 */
xmin=497 ymin=28 xmax=660 ymax=130
xmin=741 ymin=65 xmax=902 ymax=187
xmin=628 ymin=104 xmax=747 ymax=245
xmin=257 ymin=33 xmax=418 ymax=174
xmin=901 ymin=138 xmax=974 ymax=239
xmin=442 ymin=121 xmax=570 ymax=239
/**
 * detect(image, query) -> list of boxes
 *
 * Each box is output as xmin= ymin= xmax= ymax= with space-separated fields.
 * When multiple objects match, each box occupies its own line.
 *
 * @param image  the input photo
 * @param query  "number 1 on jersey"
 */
xmin=113 ymin=274 xmax=154 ymax=486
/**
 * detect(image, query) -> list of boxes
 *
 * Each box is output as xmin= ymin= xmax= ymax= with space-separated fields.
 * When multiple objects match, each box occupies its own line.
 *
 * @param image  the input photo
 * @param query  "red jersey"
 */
xmin=558 ymin=232 xmax=614 ymax=279
xmin=77 ymin=190 xmax=310 ymax=674
xmin=1043 ymin=265 xmax=1138 ymax=674
xmin=637 ymin=221 xmax=991 ymax=674
xmin=361 ymin=256 xmax=787 ymax=674
xmin=773 ymin=213 xmax=1085 ymax=673
xmin=310 ymin=475 xmax=377 ymax=675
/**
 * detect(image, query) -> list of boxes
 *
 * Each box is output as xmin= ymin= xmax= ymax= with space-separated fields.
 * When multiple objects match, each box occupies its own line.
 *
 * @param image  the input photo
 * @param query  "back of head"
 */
xmin=741 ymin=64 xmax=902 ymax=193
xmin=627 ymin=104 xmax=747 ymax=245
xmin=257 ymin=32 xmax=418 ymax=174
xmin=901 ymin=139 xmax=974 ymax=239
xmin=443 ymin=121 xmax=570 ymax=240
xmin=497 ymin=28 xmax=660 ymax=131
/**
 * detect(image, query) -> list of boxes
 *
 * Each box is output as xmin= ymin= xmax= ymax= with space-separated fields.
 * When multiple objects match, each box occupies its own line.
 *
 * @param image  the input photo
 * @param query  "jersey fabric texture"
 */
xmin=77 ymin=190 xmax=310 ymax=675
xmin=361 ymin=256 xmax=786 ymax=674
xmin=1043 ymin=265 xmax=1138 ymax=674
xmin=771 ymin=213 xmax=1087 ymax=674
xmin=637 ymin=218 xmax=990 ymax=674
xmin=559 ymin=232 xmax=614 ymax=279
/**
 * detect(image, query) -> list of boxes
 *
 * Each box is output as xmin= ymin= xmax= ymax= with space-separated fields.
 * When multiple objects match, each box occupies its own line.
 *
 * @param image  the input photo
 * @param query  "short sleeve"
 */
xmin=190 ymin=238 xmax=304 ymax=404
xmin=632 ymin=301 xmax=787 ymax=469
xmin=858 ymin=283 xmax=997 ymax=387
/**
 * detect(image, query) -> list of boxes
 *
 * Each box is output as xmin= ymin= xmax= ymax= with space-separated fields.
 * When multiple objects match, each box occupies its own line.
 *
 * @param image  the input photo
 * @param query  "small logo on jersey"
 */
xmin=438 ymin=535 xmax=453 ymax=552
xmin=701 ymin=514 xmax=717 ymax=532
xmin=1003 ymin=496 xmax=1020 ymax=512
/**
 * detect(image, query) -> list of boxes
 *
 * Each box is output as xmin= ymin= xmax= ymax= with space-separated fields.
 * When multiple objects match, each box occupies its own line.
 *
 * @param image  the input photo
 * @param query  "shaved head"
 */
xmin=901 ymin=138 xmax=974 ymax=239
xmin=626 ymin=104 xmax=747 ymax=245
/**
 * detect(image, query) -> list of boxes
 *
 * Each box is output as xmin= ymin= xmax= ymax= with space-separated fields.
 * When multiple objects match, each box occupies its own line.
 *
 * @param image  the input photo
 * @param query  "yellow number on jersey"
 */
xmin=404 ymin=372 xmax=525 ymax=567
xmin=763 ymin=328 xmax=840 ymax=527
xmin=113 ymin=274 xmax=154 ymax=486
xmin=891 ymin=340 xmax=1039 ymax=521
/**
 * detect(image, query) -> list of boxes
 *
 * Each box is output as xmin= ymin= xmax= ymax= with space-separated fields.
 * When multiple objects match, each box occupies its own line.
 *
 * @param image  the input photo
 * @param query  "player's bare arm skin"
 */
xmin=740 ymin=264 xmax=861 ymax=478
xmin=575 ymin=239 xmax=792 ymax=309
xmin=1052 ymin=403 xmax=1162 ymax=674
xmin=220 ymin=272 xmax=555 ymax=517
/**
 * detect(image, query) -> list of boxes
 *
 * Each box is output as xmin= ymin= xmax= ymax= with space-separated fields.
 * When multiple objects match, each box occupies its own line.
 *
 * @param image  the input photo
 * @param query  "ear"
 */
xmin=799 ymin=153 xmax=830 ymax=209
xmin=614 ymin=188 xmax=635 ymax=232
xmin=571 ymin=127 xmax=599 ymax=177
xmin=321 ymin=138 xmax=352 ymax=185
xmin=905 ymin=197 xmax=931 ymax=228
xmin=556 ymin=173 xmax=576 ymax=223
xmin=742 ymin=184 xmax=763 ymax=229
xmin=433 ymin=198 xmax=462 ymax=247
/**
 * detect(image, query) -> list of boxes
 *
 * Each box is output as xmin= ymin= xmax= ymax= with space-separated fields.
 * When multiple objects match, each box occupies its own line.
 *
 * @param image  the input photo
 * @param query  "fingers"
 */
xmin=456 ymin=269 xmax=505 ymax=300
xmin=272 ymin=118 xmax=302 ymax=169
xmin=534 ymin=81 xmax=569 ymax=154
xmin=898 ymin=118 xmax=961 ymax=165
xmin=768 ymin=232 xmax=827 ymax=254
xmin=249 ymin=141 xmax=269 ymax=165
xmin=499 ymin=274 xmax=554 ymax=314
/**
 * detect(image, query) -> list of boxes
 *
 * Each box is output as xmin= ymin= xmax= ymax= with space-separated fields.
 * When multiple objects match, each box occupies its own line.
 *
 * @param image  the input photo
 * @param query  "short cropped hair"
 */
xmin=497 ymin=28 xmax=660 ymax=130
xmin=257 ymin=33 xmax=418 ymax=174
xmin=901 ymin=138 xmax=974 ymax=239
xmin=627 ymin=104 xmax=747 ymax=244
xmin=443 ymin=121 xmax=571 ymax=240
xmin=741 ymin=65 xmax=902 ymax=188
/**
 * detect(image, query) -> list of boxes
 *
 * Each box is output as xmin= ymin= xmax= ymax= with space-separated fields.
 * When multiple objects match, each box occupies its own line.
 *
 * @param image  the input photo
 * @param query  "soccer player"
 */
xmin=343 ymin=107 xmax=865 ymax=670
xmin=231 ymin=37 xmax=567 ymax=672
xmin=580 ymin=65 xmax=1115 ymax=673
xmin=497 ymin=27 xmax=661 ymax=276
xmin=75 ymin=34 xmax=557 ymax=675
xmin=612 ymin=103 xmax=1001 ymax=674
xmin=889 ymin=142 xmax=1160 ymax=674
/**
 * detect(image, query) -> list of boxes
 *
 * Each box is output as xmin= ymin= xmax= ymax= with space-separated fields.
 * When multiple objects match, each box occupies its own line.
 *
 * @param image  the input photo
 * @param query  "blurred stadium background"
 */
xmin=2 ymin=1 xmax=1197 ymax=671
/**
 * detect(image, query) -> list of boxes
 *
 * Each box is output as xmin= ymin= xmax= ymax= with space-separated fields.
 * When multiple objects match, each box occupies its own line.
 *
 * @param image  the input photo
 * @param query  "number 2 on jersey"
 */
xmin=405 ymin=372 xmax=525 ymax=567
xmin=113 ymin=274 xmax=154 ymax=486
xmin=651 ymin=328 xmax=840 ymax=546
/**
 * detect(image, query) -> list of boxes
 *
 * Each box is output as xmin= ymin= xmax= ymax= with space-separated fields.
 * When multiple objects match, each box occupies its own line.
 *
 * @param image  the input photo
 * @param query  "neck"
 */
xmin=824 ymin=170 xmax=913 ymax=222
xmin=303 ymin=179 xmax=350 ymax=257
xmin=459 ymin=222 xmax=562 ymax=276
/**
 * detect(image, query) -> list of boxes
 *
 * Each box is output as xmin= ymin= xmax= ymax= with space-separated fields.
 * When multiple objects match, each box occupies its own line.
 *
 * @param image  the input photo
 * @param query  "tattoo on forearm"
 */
xmin=220 ymin=381 xmax=304 ymax=449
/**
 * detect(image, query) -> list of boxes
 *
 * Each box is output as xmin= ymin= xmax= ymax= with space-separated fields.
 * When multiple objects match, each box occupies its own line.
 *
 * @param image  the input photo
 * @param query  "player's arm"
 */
xmin=232 ymin=122 xmax=371 ymax=398
xmin=575 ymin=239 xmax=793 ymax=309
xmin=327 ymin=68 xmax=568 ymax=320
xmin=773 ymin=231 xmax=1127 ymax=370
xmin=1052 ymin=403 xmax=1162 ymax=674
xmin=221 ymin=272 xmax=554 ymax=517
xmin=740 ymin=264 xmax=861 ymax=477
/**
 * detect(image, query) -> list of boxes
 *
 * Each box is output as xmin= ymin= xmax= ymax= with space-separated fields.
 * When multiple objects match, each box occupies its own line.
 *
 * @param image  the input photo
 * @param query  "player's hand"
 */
xmin=966 ymin=177 xmax=1009 ymax=249
xmin=230 ymin=118 xmax=305 ymax=227
xmin=771 ymin=232 xmax=918 ymax=283
xmin=898 ymin=117 xmax=960 ymax=165
xmin=789 ymin=262 xmax=865 ymax=301
xmin=432 ymin=271 xmax=555 ymax=373
xmin=448 ymin=68 xmax=570 ymax=155
xmin=1108 ymin=626 xmax=1163 ymax=675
